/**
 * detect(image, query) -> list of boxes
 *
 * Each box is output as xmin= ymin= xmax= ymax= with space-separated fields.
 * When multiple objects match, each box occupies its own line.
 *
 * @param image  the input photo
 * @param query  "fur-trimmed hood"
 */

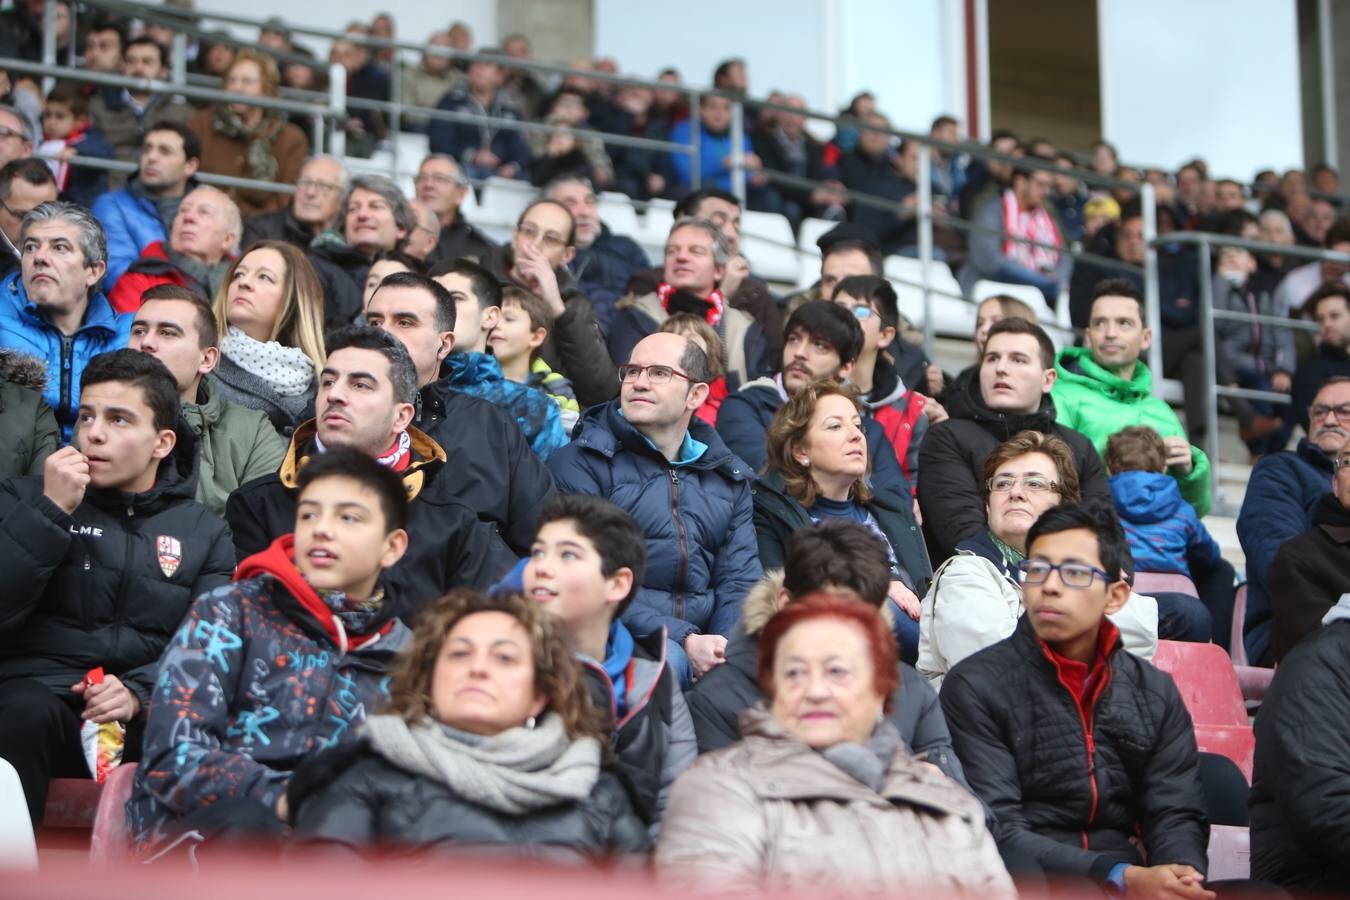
xmin=0 ymin=349 xmax=48 ymax=392
xmin=740 ymin=569 xmax=894 ymax=637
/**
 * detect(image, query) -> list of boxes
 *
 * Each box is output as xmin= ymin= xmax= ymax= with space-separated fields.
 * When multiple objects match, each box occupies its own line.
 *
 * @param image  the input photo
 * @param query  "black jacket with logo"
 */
xmin=0 ymin=422 xmax=235 ymax=708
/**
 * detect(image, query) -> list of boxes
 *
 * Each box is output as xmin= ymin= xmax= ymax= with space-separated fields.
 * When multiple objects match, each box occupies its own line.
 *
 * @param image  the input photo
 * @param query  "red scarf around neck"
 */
xmin=657 ymin=282 xmax=726 ymax=328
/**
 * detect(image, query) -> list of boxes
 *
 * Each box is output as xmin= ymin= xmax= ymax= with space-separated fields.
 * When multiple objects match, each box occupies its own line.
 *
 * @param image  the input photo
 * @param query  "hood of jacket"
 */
xmin=277 ymin=419 xmax=447 ymax=503
xmin=4 ymin=270 xmax=121 ymax=336
xmin=571 ymin=399 xmax=752 ymax=480
xmin=1056 ymin=345 xmax=1152 ymax=402
xmin=83 ymin=414 xmax=202 ymax=517
xmin=443 ymin=350 xmax=504 ymax=389
xmin=235 ymin=534 xmax=398 ymax=654
xmin=0 ymin=348 xmax=46 ymax=392
xmin=944 ymin=362 xmax=1060 ymax=440
xmin=1109 ymin=470 xmax=1184 ymax=524
xmin=1322 ymin=593 xmax=1350 ymax=626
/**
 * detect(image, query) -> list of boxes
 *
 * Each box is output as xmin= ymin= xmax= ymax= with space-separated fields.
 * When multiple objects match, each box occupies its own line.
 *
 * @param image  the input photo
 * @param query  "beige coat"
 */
xmin=656 ymin=709 xmax=1015 ymax=897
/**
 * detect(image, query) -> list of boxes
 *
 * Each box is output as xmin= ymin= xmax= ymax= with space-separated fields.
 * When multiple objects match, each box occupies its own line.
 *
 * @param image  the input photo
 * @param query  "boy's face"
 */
xmin=1021 ymin=528 xmax=1129 ymax=657
xmin=73 ymin=381 xmax=175 ymax=494
xmin=295 ymin=475 xmax=407 ymax=598
xmin=433 ymin=271 xmax=499 ymax=355
xmin=832 ymin=290 xmax=894 ymax=355
xmin=487 ymin=301 xmax=545 ymax=366
xmin=41 ymin=102 xmax=77 ymax=140
xmin=524 ymin=519 xmax=631 ymax=632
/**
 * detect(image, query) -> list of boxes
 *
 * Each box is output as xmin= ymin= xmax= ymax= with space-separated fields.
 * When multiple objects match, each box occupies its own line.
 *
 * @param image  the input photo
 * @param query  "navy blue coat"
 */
xmin=548 ymin=401 xmax=762 ymax=643
xmin=571 ymin=224 xmax=651 ymax=330
xmin=1238 ymin=438 xmax=1336 ymax=665
xmin=716 ymin=377 xmax=913 ymax=497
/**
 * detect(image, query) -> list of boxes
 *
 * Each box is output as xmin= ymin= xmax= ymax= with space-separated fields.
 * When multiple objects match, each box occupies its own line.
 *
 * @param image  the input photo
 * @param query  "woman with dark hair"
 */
xmin=657 ymin=594 xmax=1012 ymax=895
xmin=753 ymin=380 xmax=931 ymax=663
xmin=288 ymin=590 xmax=648 ymax=860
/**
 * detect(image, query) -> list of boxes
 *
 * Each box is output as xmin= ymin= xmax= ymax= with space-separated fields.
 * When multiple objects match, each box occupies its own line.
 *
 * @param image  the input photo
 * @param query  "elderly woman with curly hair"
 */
xmin=287 ymin=589 xmax=649 ymax=861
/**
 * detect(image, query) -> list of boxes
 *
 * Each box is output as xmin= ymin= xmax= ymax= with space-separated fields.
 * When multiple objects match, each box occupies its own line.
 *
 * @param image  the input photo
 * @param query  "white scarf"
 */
xmin=219 ymin=326 xmax=315 ymax=398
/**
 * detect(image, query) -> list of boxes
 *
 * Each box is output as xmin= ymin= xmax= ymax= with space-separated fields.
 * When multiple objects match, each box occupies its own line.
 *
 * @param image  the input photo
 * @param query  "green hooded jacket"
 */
xmin=182 ymin=380 xmax=288 ymax=516
xmin=1051 ymin=345 xmax=1211 ymax=517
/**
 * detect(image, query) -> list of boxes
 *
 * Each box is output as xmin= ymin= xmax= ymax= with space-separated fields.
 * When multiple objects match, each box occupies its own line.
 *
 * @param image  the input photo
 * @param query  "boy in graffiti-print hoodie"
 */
xmin=127 ymin=449 xmax=413 ymax=857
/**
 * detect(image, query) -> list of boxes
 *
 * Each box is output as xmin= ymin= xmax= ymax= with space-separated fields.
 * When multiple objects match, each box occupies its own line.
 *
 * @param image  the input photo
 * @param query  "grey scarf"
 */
xmin=165 ymin=247 xmax=231 ymax=298
xmin=820 ymin=720 xmax=902 ymax=793
xmin=363 ymin=712 xmax=601 ymax=815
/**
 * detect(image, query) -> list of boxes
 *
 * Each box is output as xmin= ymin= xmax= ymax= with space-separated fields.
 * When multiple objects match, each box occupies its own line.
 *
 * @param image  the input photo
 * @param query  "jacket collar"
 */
xmin=572 ymin=399 xmax=752 ymax=480
xmin=1055 ymin=345 xmax=1151 ymax=400
xmin=945 ymin=363 xmax=1058 ymax=438
xmin=4 ymin=271 xmax=121 ymax=336
xmin=278 ymin=419 xmax=446 ymax=502
xmin=1314 ymin=491 xmax=1350 ymax=541
xmin=1296 ymin=437 xmax=1336 ymax=473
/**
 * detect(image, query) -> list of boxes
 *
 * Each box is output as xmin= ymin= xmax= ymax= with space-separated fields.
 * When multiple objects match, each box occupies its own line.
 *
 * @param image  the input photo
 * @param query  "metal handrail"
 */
xmin=34 ymin=152 xmax=295 ymax=196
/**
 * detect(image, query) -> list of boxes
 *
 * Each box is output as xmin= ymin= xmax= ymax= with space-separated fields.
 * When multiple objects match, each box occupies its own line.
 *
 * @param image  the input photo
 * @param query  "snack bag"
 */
xmin=80 ymin=667 xmax=125 ymax=784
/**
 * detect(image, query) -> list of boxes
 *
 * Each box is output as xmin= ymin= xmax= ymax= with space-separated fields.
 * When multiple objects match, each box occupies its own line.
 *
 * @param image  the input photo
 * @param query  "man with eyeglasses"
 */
xmin=0 ymin=158 xmax=55 ymax=280
xmin=549 ymin=332 xmax=762 ymax=688
xmin=944 ymin=502 xmax=1211 ymax=897
xmin=1240 ymin=375 xmax=1350 ymax=666
xmin=414 ymin=155 xmax=496 ymax=266
xmin=0 ymin=102 xmax=32 ymax=170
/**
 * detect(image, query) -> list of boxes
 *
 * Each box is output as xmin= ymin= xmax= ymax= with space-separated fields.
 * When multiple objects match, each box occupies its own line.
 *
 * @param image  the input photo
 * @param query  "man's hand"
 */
xmin=888 ymin=581 xmax=921 ymax=620
xmin=71 ymin=674 xmax=141 ymax=724
xmin=721 ymin=255 xmax=751 ymax=298
xmin=497 ymin=162 xmax=519 ymax=179
xmin=1272 ymin=371 xmax=1292 ymax=393
xmin=43 ymin=446 xmax=90 ymax=515
xmin=515 ymin=242 xmax=566 ymax=317
xmin=925 ymin=364 xmax=945 ymax=396
xmin=684 ymin=633 xmax=728 ymax=677
xmin=1121 ymin=864 xmax=1215 ymax=900
xmin=474 ymin=147 xmax=500 ymax=169
xmin=275 ymin=793 xmax=290 ymax=823
xmin=546 ymin=132 xmax=577 ymax=157
xmin=1163 ymin=436 xmax=1195 ymax=474
xmin=646 ymin=173 xmax=666 ymax=196
xmin=920 ymin=396 xmax=948 ymax=424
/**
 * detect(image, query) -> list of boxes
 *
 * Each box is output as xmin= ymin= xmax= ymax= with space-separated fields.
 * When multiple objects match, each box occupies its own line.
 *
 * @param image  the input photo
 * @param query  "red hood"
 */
xmin=235 ymin=534 xmax=391 ymax=653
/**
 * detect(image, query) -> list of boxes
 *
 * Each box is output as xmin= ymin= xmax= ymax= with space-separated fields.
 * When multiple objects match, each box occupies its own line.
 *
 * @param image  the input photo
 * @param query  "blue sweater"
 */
xmin=1110 ymin=471 xmax=1220 ymax=578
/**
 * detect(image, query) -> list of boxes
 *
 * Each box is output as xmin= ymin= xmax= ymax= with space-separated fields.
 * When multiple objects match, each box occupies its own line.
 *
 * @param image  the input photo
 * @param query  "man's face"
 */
xmin=1115 ymin=216 xmax=1145 ymax=265
xmin=0 ymin=176 xmax=55 ymax=245
xmin=21 ymin=219 xmax=103 ymax=314
xmin=1177 ymin=167 xmax=1202 ymax=203
xmin=345 ymin=187 xmax=406 ymax=257
xmin=1016 ymin=169 xmax=1053 ymax=210
xmin=422 ymin=33 xmax=453 ymax=75
xmin=1322 ymin=240 xmax=1350 ymax=285
xmin=1022 ymin=528 xmax=1128 ymax=653
xmin=700 ymin=96 xmax=732 ymax=133
xmin=434 ymin=272 xmax=498 ymax=356
xmin=316 ymin=346 xmax=411 ymax=456
xmin=1309 ymin=382 xmax=1350 ymax=454
xmin=128 ymin=298 xmax=215 ymax=397
xmin=84 ymin=29 xmax=122 ymax=73
xmin=1214 ymin=181 xmax=1245 ymax=212
xmin=139 ymin=129 xmax=196 ymax=193
xmin=405 ymin=202 xmax=440 ymax=261
xmin=782 ymin=326 xmax=850 ymax=394
xmin=621 ymin=333 xmax=705 ymax=430
xmin=365 ymin=283 xmax=453 ymax=388
xmin=550 ymin=181 xmax=599 ymax=248
xmin=777 ymin=96 xmax=806 ymax=137
xmin=524 ymin=519 xmax=627 ymax=631
xmin=1259 ymin=214 xmax=1294 ymax=247
xmin=0 ymin=109 xmax=31 ymax=166
xmin=295 ymin=476 xmax=406 ymax=598
xmin=466 ymin=60 xmax=501 ymax=95
xmin=415 ymin=157 xmax=466 ymax=220
xmin=122 ymin=41 xmax=166 ymax=81
xmin=693 ymin=196 xmax=740 ymax=256
xmin=171 ymin=189 xmax=236 ymax=263
xmin=1086 ymin=295 xmax=1150 ymax=371
xmin=292 ymin=158 xmax=344 ymax=226
xmin=663 ymin=225 xmax=723 ymax=296
xmin=74 ymin=380 xmax=174 ymax=493
xmin=1307 ymin=200 xmax=1337 ymax=244
xmin=819 ymin=247 xmax=874 ymax=298
xmin=980 ymin=332 xmax=1053 ymax=414
xmin=1316 ymin=295 xmax=1350 ymax=349
xmin=858 ymin=115 xmax=891 ymax=158
xmin=504 ymin=36 xmax=530 ymax=59
xmin=512 ymin=203 xmax=575 ymax=271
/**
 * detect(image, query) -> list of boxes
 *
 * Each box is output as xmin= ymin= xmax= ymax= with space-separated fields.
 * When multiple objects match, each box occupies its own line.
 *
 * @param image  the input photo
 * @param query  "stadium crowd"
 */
xmin=0 ymin=3 xmax=1348 ymax=896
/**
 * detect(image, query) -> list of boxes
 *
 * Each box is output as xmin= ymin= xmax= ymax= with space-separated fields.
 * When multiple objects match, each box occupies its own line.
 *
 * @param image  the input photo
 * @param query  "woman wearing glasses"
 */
xmin=753 ymin=380 xmax=932 ymax=663
xmin=916 ymin=430 xmax=1156 ymax=689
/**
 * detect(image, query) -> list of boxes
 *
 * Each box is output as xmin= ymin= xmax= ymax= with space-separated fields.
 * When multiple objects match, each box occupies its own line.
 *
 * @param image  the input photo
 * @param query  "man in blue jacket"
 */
xmin=0 ymin=201 xmax=130 ymax=441
xmin=1239 ymin=375 xmax=1349 ymax=665
xmin=427 ymin=50 xmax=531 ymax=182
xmin=91 ymin=121 xmax=200 ymax=286
xmin=549 ymin=332 xmax=762 ymax=688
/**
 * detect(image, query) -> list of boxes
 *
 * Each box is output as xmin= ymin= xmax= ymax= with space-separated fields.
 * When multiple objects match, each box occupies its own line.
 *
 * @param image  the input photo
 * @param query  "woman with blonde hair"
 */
xmin=288 ymin=589 xmax=648 ymax=860
xmin=210 ymin=240 xmax=326 ymax=436
xmin=189 ymin=49 xmax=310 ymax=218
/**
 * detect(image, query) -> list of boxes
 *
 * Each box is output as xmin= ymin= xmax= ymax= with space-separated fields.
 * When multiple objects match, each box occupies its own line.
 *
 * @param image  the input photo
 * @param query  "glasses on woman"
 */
xmin=617 ymin=364 xmax=696 ymax=385
xmin=1017 ymin=559 xmax=1113 ymax=589
xmin=986 ymin=474 xmax=1059 ymax=494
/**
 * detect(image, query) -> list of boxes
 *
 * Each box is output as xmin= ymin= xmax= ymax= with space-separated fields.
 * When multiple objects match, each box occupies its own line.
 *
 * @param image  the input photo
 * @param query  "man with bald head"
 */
xmin=108 ymin=185 xmax=239 ymax=312
xmin=548 ymin=331 xmax=763 ymax=687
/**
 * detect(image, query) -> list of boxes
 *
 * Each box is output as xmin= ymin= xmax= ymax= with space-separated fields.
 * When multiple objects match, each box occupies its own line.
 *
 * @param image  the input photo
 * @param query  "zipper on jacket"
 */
xmin=667 ymin=469 xmax=688 ymax=621
xmin=58 ymin=334 xmax=74 ymax=424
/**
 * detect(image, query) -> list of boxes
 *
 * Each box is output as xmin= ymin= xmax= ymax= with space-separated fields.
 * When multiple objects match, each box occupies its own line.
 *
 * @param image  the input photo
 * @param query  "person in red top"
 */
xmin=941 ymin=503 xmax=1212 ymax=898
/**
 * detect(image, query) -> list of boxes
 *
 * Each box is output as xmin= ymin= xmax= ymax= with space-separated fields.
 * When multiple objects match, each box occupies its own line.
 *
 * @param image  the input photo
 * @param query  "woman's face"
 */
xmin=225 ymin=59 xmax=265 ymax=115
xmin=986 ymin=451 xmax=1063 ymax=550
xmin=362 ymin=259 xmax=410 ymax=308
xmin=225 ymin=248 xmax=289 ymax=338
xmin=207 ymin=43 xmax=236 ymax=77
xmin=770 ymin=617 xmax=883 ymax=749
xmin=794 ymin=393 xmax=867 ymax=486
xmin=974 ymin=300 xmax=1004 ymax=353
xmin=431 ymin=611 xmax=547 ymax=736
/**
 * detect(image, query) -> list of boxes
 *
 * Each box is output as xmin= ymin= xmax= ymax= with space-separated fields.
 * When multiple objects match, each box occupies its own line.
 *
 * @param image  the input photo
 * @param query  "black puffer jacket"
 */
xmin=917 ymin=375 xmax=1110 ymax=560
xmin=1250 ymin=612 xmax=1350 ymax=892
xmin=0 ymin=349 xmax=57 ymax=480
xmin=0 ymin=421 xmax=235 ymax=708
xmin=415 ymin=379 xmax=556 ymax=556
xmin=941 ymin=616 xmax=1208 ymax=883
xmin=287 ymin=736 xmax=649 ymax=860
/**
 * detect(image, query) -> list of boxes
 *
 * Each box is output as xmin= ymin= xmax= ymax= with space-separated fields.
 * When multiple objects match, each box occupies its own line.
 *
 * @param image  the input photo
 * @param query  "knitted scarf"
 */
xmin=819 ymin=719 xmax=902 ymax=793
xmin=165 ymin=247 xmax=231 ymax=299
xmin=314 ymin=430 xmax=412 ymax=473
xmin=212 ymin=104 xmax=288 ymax=182
xmin=1001 ymin=188 xmax=1060 ymax=272
xmin=363 ymin=712 xmax=601 ymax=815
xmin=989 ymin=530 xmax=1026 ymax=569
xmin=657 ymin=281 xmax=725 ymax=328
xmin=219 ymin=326 xmax=315 ymax=398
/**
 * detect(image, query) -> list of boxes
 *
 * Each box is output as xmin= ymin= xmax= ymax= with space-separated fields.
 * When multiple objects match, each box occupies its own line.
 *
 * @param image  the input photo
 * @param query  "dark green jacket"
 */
xmin=182 ymin=379 xmax=287 ymax=515
xmin=0 ymin=349 xmax=57 ymax=480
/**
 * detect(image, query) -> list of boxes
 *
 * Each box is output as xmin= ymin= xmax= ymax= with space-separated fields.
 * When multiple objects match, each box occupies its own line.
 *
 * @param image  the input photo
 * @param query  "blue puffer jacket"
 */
xmin=90 ymin=178 xmax=168 ymax=286
xmin=571 ymin=225 xmax=652 ymax=330
xmin=548 ymin=400 xmax=763 ymax=643
xmin=442 ymin=351 xmax=568 ymax=461
xmin=1110 ymin=471 xmax=1220 ymax=579
xmin=1238 ymin=438 xmax=1336 ymax=665
xmin=0 ymin=272 xmax=132 ymax=441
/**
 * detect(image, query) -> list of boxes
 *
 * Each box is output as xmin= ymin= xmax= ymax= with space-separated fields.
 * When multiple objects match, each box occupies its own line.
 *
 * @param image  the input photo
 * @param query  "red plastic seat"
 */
xmin=42 ymin=778 xmax=102 ymax=830
xmin=1193 ymin=725 xmax=1255 ymax=782
xmin=1152 ymin=640 xmax=1249 ymax=727
xmin=89 ymin=763 xmax=137 ymax=867
xmin=1134 ymin=572 xmax=1200 ymax=598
